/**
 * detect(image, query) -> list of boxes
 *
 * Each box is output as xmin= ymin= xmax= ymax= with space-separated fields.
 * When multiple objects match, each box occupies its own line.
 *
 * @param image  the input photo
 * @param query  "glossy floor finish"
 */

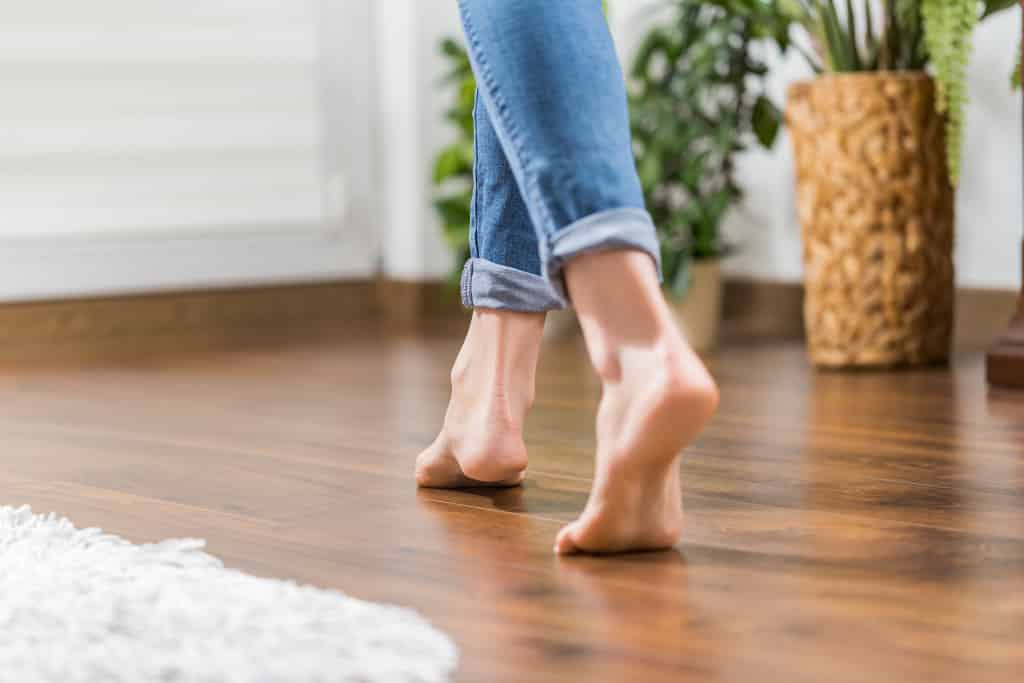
xmin=2 ymin=326 xmax=1022 ymax=682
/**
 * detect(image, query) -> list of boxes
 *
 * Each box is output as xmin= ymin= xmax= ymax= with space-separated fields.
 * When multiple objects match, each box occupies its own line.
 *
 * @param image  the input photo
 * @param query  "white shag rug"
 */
xmin=0 ymin=506 xmax=457 ymax=683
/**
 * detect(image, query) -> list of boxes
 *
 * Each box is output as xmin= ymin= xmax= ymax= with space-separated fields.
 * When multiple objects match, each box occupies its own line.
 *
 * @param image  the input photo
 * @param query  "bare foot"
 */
xmin=416 ymin=309 xmax=544 ymax=488
xmin=553 ymin=250 xmax=719 ymax=554
xmin=553 ymin=343 xmax=717 ymax=553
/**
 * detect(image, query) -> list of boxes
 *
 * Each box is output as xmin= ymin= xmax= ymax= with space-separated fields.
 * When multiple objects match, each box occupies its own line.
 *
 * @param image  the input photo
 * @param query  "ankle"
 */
xmin=658 ymin=352 xmax=719 ymax=423
xmin=449 ymin=308 xmax=544 ymax=416
xmin=592 ymin=333 xmax=719 ymax=420
xmin=565 ymin=249 xmax=682 ymax=372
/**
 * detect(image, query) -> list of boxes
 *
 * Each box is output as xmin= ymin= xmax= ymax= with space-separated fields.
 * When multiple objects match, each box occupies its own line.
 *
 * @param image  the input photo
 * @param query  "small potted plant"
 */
xmin=629 ymin=0 xmax=785 ymax=351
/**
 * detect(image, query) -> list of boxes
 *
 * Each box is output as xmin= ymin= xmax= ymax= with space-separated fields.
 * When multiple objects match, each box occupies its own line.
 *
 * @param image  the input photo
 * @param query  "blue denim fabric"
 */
xmin=463 ymin=91 xmax=564 ymax=312
xmin=457 ymin=0 xmax=661 ymax=312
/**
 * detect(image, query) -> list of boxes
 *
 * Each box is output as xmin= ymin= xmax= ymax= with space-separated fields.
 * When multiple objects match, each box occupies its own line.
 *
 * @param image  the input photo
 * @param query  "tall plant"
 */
xmin=629 ymin=0 xmax=783 ymax=297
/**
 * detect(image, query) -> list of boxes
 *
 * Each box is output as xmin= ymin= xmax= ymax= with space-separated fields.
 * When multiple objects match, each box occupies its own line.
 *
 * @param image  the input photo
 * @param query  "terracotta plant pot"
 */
xmin=786 ymin=72 xmax=954 ymax=368
xmin=668 ymin=259 xmax=722 ymax=352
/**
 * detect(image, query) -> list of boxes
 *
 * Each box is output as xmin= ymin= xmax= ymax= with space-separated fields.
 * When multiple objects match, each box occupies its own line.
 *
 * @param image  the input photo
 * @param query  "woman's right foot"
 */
xmin=415 ymin=309 xmax=545 ymax=488
xmin=554 ymin=249 xmax=719 ymax=555
xmin=553 ymin=340 xmax=718 ymax=553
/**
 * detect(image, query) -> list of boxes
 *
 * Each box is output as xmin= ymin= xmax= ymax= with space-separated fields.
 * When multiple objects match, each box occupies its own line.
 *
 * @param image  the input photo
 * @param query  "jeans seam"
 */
xmin=461 ymin=258 xmax=474 ymax=307
xmin=470 ymin=92 xmax=482 ymax=260
xmin=457 ymin=1 xmax=558 ymax=242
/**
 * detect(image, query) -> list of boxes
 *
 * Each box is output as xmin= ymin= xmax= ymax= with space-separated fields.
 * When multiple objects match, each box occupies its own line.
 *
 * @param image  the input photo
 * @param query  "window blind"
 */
xmin=0 ymin=0 xmax=327 ymax=240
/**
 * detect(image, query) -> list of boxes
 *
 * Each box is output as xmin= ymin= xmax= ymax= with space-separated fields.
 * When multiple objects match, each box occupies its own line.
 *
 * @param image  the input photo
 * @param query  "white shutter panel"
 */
xmin=0 ymin=0 xmax=375 ymax=300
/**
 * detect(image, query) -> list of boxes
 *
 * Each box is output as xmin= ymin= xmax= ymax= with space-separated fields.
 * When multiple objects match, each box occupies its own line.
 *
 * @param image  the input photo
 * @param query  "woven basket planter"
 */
xmin=786 ymin=72 xmax=954 ymax=368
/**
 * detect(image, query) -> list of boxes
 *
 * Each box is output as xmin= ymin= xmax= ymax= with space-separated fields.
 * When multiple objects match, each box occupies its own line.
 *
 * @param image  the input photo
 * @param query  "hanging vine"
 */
xmin=920 ymin=0 xmax=979 ymax=186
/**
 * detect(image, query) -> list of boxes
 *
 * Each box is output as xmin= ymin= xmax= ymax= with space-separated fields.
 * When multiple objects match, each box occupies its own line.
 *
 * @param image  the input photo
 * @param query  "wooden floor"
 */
xmin=2 ymin=324 xmax=1023 ymax=682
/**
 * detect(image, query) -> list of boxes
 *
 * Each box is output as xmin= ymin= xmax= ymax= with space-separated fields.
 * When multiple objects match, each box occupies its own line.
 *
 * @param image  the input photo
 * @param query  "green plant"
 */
xmin=432 ymin=38 xmax=475 ymax=286
xmin=629 ymin=0 xmax=782 ymax=298
xmin=679 ymin=1 xmax=1018 ymax=184
xmin=776 ymin=0 xmax=1017 ymax=184
xmin=919 ymin=1 xmax=978 ymax=186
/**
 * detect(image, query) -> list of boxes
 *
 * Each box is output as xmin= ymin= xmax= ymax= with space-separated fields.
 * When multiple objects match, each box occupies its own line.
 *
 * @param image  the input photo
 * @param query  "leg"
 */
xmin=415 ymin=94 xmax=561 ymax=488
xmin=456 ymin=0 xmax=719 ymax=552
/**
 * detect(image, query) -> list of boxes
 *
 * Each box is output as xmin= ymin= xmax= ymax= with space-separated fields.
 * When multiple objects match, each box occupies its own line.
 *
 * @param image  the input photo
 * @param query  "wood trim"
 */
xmin=986 ymin=241 xmax=1024 ymax=387
xmin=957 ymin=286 xmax=1022 ymax=351
xmin=0 ymin=278 xmax=1015 ymax=364
xmin=721 ymin=279 xmax=1021 ymax=352
xmin=0 ymin=281 xmax=378 ymax=364
xmin=720 ymin=279 xmax=805 ymax=342
xmin=374 ymin=278 xmax=465 ymax=327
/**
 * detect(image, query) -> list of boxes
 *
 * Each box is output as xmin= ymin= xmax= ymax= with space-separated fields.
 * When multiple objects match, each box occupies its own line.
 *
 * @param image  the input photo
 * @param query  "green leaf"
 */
xmin=704 ymin=188 xmax=733 ymax=229
xmin=682 ymin=151 xmax=711 ymax=190
xmin=432 ymin=142 xmax=473 ymax=183
xmin=440 ymin=38 xmax=465 ymax=60
xmin=844 ymin=0 xmax=862 ymax=70
xmin=863 ymin=0 xmax=879 ymax=69
xmin=668 ymin=254 xmax=693 ymax=300
xmin=822 ymin=0 xmax=852 ymax=71
xmin=921 ymin=0 xmax=980 ymax=185
xmin=713 ymin=121 xmax=738 ymax=154
xmin=638 ymin=151 xmax=662 ymax=192
xmin=982 ymin=0 xmax=1017 ymax=20
xmin=434 ymin=193 xmax=472 ymax=250
xmin=439 ymin=216 xmax=470 ymax=251
xmin=776 ymin=0 xmax=804 ymax=22
xmin=752 ymin=95 xmax=781 ymax=148
xmin=457 ymin=78 xmax=476 ymax=110
xmin=631 ymin=28 xmax=672 ymax=81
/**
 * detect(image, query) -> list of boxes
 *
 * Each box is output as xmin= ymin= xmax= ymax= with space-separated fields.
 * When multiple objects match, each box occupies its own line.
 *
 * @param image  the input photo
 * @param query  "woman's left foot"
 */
xmin=416 ymin=309 xmax=545 ymax=488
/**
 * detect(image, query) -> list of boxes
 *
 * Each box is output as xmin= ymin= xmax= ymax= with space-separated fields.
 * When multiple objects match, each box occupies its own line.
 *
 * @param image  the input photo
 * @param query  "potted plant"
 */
xmin=777 ymin=0 xmax=1017 ymax=368
xmin=629 ymin=0 xmax=786 ymax=351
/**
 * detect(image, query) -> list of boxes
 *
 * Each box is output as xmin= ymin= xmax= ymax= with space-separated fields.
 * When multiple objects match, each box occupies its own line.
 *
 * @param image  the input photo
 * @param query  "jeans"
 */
xmin=457 ymin=0 xmax=660 ymax=312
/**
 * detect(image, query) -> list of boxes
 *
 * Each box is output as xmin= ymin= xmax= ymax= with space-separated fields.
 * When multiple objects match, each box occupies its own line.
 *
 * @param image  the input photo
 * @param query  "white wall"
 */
xmin=373 ymin=0 xmax=460 ymax=280
xmin=402 ymin=1 xmax=1023 ymax=290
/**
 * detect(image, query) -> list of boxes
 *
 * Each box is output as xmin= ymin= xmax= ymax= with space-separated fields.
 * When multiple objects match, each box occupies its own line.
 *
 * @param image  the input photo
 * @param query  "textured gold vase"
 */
xmin=787 ymin=73 xmax=954 ymax=368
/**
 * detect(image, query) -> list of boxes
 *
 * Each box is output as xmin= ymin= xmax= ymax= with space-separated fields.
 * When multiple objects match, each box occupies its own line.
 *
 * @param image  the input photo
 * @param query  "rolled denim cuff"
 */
xmin=542 ymin=207 xmax=662 ymax=306
xmin=461 ymin=258 xmax=566 ymax=312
